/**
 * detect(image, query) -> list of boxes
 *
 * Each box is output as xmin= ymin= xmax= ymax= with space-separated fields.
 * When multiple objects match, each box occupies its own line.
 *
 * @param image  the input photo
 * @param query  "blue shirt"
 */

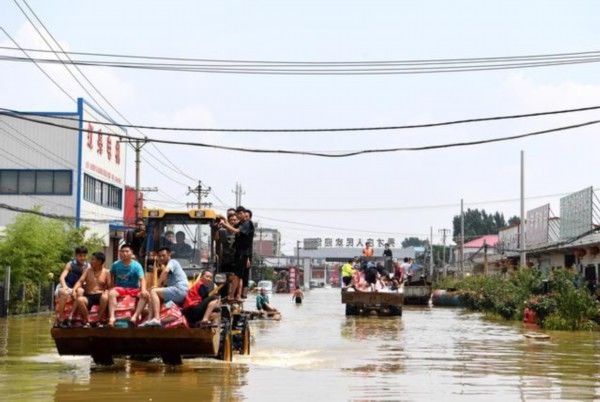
xmin=166 ymin=259 xmax=188 ymax=290
xmin=256 ymin=293 xmax=269 ymax=310
xmin=111 ymin=260 xmax=144 ymax=288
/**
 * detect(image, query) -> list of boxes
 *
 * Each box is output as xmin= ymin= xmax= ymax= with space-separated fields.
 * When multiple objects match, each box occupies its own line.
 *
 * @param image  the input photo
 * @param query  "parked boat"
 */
xmin=403 ymin=279 xmax=431 ymax=305
xmin=431 ymin=289 xmax=462 ymax=307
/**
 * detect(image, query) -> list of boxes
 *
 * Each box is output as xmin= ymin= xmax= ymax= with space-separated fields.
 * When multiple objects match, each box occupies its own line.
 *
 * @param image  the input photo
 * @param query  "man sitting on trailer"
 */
xmin=182 ymin=270 xmax=221 ymax=326
xmin=54 ymin=246 xmax=89 ymax=327
xmin=72 ymin=252 xmax=111 ymax=327
xmin=134 ymin=247 xmax=189 ymax=327
xmin=107 ymin=244 xmax=148 ymax=327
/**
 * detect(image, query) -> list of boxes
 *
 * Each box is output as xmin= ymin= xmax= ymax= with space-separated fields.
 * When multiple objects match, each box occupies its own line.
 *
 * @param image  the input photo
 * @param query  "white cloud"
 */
xmin=504 ymin=73 xmax=600 ymax=111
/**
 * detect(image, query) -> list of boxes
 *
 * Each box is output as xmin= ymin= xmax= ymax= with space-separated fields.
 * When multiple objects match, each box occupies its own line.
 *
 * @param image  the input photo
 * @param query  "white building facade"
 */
xmin=0 ymin=98 xmax=127 ymax=245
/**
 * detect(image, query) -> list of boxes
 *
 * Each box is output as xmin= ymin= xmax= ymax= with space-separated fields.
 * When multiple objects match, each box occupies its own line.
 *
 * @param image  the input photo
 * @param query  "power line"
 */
xmin=142 ymin=189 xmax=592 ymax=212
xmin=2 ymin=53 xmax=600 ymax=75
xmin=1 ymin=104 xmax=598 ymax=133
xmin=9 ymin=2 xmax=195 ymax=193
xmin=2 ymin=45 xmax=600 ymax=65
xmin=14 ymin=1 xmax=196 ymax=188
xmin=0 ymin=202 xmax=119 ymax=223
xmin=2 ymin=111 xmax=599 ymax=158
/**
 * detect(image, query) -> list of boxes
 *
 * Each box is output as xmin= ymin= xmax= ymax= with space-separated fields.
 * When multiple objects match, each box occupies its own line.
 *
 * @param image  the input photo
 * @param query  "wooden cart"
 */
xmin=341 ymin=290 xmax=403 ymax=316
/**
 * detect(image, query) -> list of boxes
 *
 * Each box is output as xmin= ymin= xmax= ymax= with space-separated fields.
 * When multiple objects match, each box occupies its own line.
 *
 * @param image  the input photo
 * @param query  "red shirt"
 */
xmin=183 ymin=279 xmax=213 ymax=309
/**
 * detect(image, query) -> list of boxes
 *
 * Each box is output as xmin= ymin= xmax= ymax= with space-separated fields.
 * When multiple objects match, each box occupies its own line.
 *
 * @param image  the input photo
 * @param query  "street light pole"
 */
xmin=520 ymin=150 xmax=527 ymax=267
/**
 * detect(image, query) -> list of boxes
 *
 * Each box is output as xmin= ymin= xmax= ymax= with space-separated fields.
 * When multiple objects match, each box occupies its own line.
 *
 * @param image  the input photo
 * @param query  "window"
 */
xmin=36 ymin=171 xmax=53 ymax=193
xmin=83 ymin=174 xmax=122 ymax=209
xmin=0 ymin=171 xmax=18 ymax=193
xmin=0 ymin=170 xmax=72 ymax=195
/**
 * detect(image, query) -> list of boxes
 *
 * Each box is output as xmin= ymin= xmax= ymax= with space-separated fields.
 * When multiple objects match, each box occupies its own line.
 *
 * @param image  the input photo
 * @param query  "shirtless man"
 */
xmin=72 ymin=252 xmax=111 ymax=327
xmin=291 ymin=287 xmax=304 ymax=304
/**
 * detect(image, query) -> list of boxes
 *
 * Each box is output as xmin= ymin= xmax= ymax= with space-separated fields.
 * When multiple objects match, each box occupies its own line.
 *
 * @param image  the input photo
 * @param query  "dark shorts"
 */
xmin=183 ymin=295 xmax=218 ymax=325
xmin=85 ymin=293 xmax=102 ymax=309
xmin=235 ymin=254 xmax=251 ymax=285
xmin=342 ymin=276 xmax=352 ymax=286
xmin=365 ymin=270 xmax=378 ymax=284
xmin=295 ymin=297 xmax=302 ymax=304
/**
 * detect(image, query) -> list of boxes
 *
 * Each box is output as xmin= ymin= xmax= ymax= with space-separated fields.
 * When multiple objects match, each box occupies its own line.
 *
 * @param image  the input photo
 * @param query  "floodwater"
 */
xmin=1 ymin=289 xmax=599 ymax=401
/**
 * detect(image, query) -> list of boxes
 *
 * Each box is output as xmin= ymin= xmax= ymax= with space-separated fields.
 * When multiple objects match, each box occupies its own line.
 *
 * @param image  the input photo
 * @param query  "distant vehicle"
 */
xmin=257 ymin=280 xmax=273 ymax=294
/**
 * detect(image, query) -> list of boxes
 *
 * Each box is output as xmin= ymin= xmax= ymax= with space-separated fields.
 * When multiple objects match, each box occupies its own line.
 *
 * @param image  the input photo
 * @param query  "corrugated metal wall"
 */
xmin=0 ymin=114 xmax=79 ymax=226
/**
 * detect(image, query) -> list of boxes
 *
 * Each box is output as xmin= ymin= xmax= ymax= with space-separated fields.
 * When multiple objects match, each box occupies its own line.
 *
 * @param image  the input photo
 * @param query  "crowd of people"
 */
xmin=53 ymin=205 xmax=269 ymax=329
xmin=340 ymin=246 xmax=420 ymax=292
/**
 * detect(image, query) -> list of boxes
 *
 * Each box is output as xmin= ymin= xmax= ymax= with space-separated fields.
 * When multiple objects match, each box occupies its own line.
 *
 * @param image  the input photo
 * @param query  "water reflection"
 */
xmin=0 ymin=290 xmax=600 ymax=401
xmin=340 ymin=316 xmax=403 ymax=339
xmin=54 ymin=361 xmax=248 ymax=402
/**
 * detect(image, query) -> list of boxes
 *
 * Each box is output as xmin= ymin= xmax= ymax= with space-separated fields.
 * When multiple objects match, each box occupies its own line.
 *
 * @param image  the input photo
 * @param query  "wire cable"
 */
xmin=2 ymin=53 xmax=600 ymax=74
xmin=2 ymin=111 xmax=598 ymax=158
xmin=2 ymin=44 xmax=600 ymax=65
xmin=2 ymin=104 xmax=599 ymax=133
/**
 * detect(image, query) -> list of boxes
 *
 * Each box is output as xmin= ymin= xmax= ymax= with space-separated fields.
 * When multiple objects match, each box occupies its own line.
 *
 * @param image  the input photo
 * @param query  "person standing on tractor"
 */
xmin=55 ymin=246 xmax=89 ymax=327
xmin=217 ymin=213 xmax=239 ymax=300
xmin=128 ymin=218 xmax=146 ymax=266
xmin=362 ymin=242 xmax=374 ymax=257
xmin=219 ymin=206 xmax=254 ymax=300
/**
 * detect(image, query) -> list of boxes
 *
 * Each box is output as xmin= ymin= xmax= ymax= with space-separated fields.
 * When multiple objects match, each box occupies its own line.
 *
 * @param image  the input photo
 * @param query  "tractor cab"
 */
xmin=143 ymin=208 xmax=218 ymax=278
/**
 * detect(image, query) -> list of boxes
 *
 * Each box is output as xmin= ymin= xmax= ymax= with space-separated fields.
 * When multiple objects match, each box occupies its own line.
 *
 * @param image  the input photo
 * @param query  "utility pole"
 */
xmin=483 ymin=240 xmax=489 ymax=276
xmin=460 ymin=199 xmax=465 ymax=276
xmin=232 ymin=182 xmax=245 ymax=206
xmin=429 ymin=226 xmax=434 ymax=278
xmin=187 ymin=181 xmax=211 ymax=209
xmin=187 ymin=181 xmax=211 ymax=253
xmin=439 ymin=228 xmax=450 ymax=278
xmin=186 ymin=202 xmax=212 ymax=209
xmin=520 ymin=150 xmax=527 ymax=268
xmin=132 ymin=140 xmax=147 ymax=219
xmin=438 ymin=228 xmax=451 ymax=266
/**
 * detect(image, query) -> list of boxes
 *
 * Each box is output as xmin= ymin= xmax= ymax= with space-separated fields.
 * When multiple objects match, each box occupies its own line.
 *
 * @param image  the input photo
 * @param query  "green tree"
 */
xmin=508 ymin=216 xmax=521 ymax=226
xmin=401 ymin=237 xmax=427 ymax=248
xmin=452 ymin=208 xmax=508 ymax=241
xmin=0 ymin=211 xmax=104 ymax=312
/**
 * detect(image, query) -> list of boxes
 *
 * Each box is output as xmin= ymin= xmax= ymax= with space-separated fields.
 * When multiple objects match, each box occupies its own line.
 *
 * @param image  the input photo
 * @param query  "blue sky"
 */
xmin=2 ymin=1 xmax=600 ymax=252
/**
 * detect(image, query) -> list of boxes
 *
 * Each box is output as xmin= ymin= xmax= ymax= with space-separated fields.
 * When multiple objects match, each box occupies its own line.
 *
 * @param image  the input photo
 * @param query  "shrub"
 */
xmin=454 ymin=268 xmax=599 ymax=331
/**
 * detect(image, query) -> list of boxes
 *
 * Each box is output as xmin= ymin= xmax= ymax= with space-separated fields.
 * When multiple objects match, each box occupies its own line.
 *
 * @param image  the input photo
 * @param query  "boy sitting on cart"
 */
xmin=107 ymin=244 xmax=148 ymax=327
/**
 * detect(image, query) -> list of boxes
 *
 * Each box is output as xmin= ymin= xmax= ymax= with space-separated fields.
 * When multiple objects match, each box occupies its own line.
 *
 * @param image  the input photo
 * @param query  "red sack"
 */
xmin=160 ymin=303 xmax=183 ymax=324
xmin=163 ymin=314 xmax=189 ymax=329
xmin=116 ymin=295 xmax=136 ymax=311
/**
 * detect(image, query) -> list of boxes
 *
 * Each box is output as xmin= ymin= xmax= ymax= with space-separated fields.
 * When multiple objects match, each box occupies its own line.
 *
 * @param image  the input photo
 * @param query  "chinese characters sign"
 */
xmin=303 ymin=237 xmax=396 ymax=250
xmin=526 ymin=204 xmax=550 ymax=247
xmin=560 ymin=187 xmax=594 ymax=240
xmin=86 ymin=123 xmax=120 ymax=165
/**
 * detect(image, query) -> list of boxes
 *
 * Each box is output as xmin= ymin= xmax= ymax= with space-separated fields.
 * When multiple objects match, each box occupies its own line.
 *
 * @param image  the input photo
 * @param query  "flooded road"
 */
xmin=1 ymin=288 xmax=599 ymax=401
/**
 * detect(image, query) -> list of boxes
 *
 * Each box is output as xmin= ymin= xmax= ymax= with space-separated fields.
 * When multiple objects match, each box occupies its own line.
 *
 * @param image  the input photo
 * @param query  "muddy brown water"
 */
xmin=0 ymin=288 xmax=599 ymax=401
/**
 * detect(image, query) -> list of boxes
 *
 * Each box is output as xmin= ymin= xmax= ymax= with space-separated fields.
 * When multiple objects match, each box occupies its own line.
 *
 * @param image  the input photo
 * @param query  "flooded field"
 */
xmin=0 ymin=288 xmax=599 ymax=401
